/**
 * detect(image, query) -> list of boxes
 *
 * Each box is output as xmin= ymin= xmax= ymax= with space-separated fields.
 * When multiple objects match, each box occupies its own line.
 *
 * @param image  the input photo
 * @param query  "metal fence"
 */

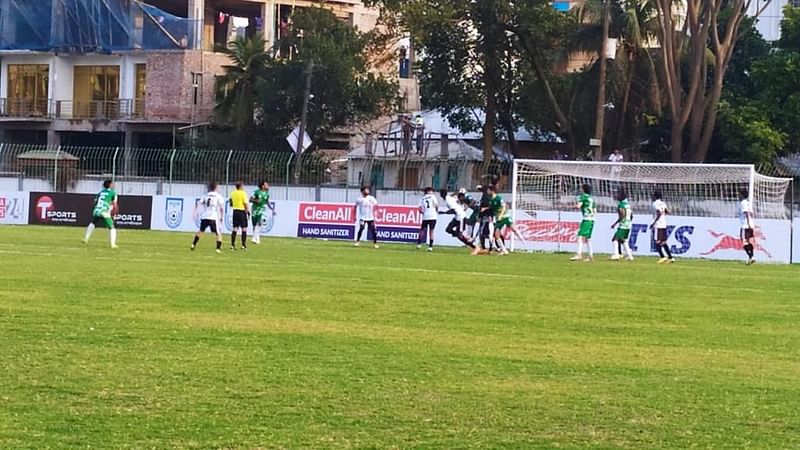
xmin=0 ymin=144 xmax=509 ymax=203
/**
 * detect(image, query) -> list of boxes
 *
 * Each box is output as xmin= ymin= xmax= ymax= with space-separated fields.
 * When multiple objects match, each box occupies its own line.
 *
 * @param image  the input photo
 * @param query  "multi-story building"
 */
xmin=0 ymin=0 xmax=416 ymax=148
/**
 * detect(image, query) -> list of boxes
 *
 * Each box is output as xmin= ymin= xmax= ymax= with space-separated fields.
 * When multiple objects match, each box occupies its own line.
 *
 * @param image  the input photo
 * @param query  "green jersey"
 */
xmin=489 ymin=194 xmax=504 ymax=218
xmin=577 ymin=192 xmax=595 ymax=221
xmin=251 ymin=189 xmax=270 ymax=216
xmin=92 ymin=188 xmax=116 ymax=217
xmin=617 ymin=199 xmax=632 ymax=230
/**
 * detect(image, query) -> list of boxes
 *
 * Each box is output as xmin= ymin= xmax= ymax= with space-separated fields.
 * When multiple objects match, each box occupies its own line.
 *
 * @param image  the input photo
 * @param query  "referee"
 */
xmin=229 ymin=181 xmax=250 ymax=250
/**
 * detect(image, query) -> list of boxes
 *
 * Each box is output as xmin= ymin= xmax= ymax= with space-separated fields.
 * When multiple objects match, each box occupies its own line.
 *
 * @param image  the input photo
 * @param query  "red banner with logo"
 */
xmin=28 ymin=192 xmax=152 ymax=229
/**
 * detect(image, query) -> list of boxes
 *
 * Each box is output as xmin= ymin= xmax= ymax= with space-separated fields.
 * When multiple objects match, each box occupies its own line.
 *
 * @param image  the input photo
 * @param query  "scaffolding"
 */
xmin=0 ymin=0 xmax=198 ymax=53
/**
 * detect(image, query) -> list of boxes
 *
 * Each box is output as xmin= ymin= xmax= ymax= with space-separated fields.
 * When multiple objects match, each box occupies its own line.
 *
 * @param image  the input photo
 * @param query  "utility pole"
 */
xmin=294 ymin=60 xmax=314 ymax=182
xmin=593 ymin=0 xmax=610 ymax=161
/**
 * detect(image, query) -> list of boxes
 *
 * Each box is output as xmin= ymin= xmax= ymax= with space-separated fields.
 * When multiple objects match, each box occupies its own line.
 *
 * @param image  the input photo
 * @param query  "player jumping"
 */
xmin=354 ymin=186 xmax=379 ymax=248
xmin=417 ymin=187 xmax=439 ymax=251
xmin=609 ymin=189 xmax=634 ymax=261
xmin=738 ymin=188 xmax=756 ymax=265
xmin=191 ymin=182 xmax=225 ymax=253
xmin=571 ymin=184 xmax=595 ymax=261
xmin=650 ymin=190 xmax=675 ymax=264
xmin=439 ymin=189 xmax=475 ymax=249
xmin=83 ymin=179 xmax=118 ymax=248
xmin=250 ymin=181 xmax=275 ymax=245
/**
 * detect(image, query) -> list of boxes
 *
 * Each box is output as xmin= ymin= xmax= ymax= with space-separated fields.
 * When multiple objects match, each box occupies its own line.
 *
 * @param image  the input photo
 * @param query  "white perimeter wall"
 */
xmin=3 ymin=189 xmax=799 ymax=263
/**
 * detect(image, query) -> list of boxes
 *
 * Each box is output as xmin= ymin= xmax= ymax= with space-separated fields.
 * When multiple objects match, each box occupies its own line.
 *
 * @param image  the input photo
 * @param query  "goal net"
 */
xmin=512 ymin=159 xmax=792 ymax=225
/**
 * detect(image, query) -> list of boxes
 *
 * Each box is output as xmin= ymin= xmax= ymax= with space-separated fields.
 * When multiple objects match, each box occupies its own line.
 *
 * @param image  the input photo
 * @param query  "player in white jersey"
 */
xmin=439 ymin=189 xmax=476 ymax=249
xmin=416 ymin=187 xmax=439 ymax=251
xmin=738 ymin=188 xmax=756 ymax=264
xmin=191 ymin=182 xmax=225 ymax=253
xmin=650 ymin=190 xmax=674 ymax=264
xmin=354 ymin=186 xmax=379 ymax=248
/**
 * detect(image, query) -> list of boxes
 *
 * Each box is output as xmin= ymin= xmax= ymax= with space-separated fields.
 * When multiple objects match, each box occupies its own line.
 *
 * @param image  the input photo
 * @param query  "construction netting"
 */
xmin=0 ymin=0 xmax=197 ymax=53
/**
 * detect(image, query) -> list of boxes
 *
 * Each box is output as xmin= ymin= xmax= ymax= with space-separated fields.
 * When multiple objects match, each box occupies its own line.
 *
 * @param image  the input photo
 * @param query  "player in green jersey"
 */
xmin=571 ymin=183 xmax=595 ymax=261
xmin=495 ymin=204 xmax=525 ymax=250
xmin=609 ymin=189 xmax=634 ymax=261
xmin=83 ymin=179 xmax=118 ymax=248
xmin=249 ymin=181 xmax=275 ymax=245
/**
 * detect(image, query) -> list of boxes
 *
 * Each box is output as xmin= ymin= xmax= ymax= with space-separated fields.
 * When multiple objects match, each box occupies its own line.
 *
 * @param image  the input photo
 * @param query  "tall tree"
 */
xmin=214 ymin=9 xmax=400 ymax=150
xmin=652 ymin=0 xmax=772 ymax=162
xmin=214 ymin=35 xmax=270 ymax=133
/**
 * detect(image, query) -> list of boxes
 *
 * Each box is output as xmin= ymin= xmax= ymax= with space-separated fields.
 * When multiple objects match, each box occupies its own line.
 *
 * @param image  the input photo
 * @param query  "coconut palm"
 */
xmin=215 ymin=35 xmax=270 ymax=132
xmin=569 ymin=0 xmax=661 ymax=152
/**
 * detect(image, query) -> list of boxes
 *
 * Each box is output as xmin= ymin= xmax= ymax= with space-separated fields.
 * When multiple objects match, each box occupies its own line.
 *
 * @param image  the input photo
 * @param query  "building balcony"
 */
xmin=0 ymin=98 xmax=51 ymax=120
xmin=0 ymin=98 xmax=147 ymax=121
xmin=54 ymin=100 xmax=146 ymax=121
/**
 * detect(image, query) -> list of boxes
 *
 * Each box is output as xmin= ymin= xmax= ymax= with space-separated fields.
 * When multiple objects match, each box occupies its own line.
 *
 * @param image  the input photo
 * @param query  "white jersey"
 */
xmin=739 ymin=199 xmax=754 ymax=228
xmin=445 ymin=194 xmax=467 ymax=221
xmin=199 ymin=191 xmax=225 ymax=221
xmin=356 ymin=195 xmax=378 ymax=221
xmin=652 ymin=199 xmax=667 ymax=229
xmin=419 ymin=194 xmax=439 ymax=221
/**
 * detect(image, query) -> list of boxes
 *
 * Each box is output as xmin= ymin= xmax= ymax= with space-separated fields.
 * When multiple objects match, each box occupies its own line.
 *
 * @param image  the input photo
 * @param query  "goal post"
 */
xmin=509 ymin=159 xmax=793 ymax=261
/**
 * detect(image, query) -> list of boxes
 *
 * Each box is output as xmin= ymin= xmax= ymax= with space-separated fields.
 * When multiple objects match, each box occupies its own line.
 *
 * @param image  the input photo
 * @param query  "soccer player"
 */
xmin=250 ymin=181 xmax=275 ymax=245
xmin=417 ymin=187 xmax=439 ymax=251
xmin=229 ymin=181 xmax=250 ymax=251
xmin=439 ymin=189 xmax=475 ymax=249
xmin=354 ymin=186 xmax=379 ymax=248
xmin=609 ymin=189 xmax=634 ymax=261
xmin=83 ymin=179 xmax=118 ymax=248
xmin=650 ymin=190 xmax=675 ymax=263
xmin=571 ymin=184 xmax=595 ymax=261
xmin=191 ymin=182 xmax=225 ymax=253
xmin=496 ymin=203 xmax=525 ymax=248
xmin=739 ymin=188 xmax=756 ymax=265
xmin=472 ymin=185 xmax=495 ymax=254
xmin=489 ymin=187 xmax=511 ymax=255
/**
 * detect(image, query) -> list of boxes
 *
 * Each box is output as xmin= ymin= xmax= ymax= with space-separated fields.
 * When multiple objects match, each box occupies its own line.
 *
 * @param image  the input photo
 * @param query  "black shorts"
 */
xmin=656 ymin=228 xmax=667 ymax=242
xmin=199 ymin=219 xmax=218 ymax=234
xmin=742 ymin=228 xmax=754 ymax=240
xmin=421 ymin=219 xmax=437 ymax=229
xmin=446 ymin=218 xmax=464 ymax=235
xmin=232 ymin=210 xmax=248 ymax=229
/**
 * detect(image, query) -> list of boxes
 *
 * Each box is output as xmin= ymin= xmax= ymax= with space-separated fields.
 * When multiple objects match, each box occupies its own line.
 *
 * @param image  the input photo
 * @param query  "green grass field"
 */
xmin=1 ymin=226 xmax=799 ymax=449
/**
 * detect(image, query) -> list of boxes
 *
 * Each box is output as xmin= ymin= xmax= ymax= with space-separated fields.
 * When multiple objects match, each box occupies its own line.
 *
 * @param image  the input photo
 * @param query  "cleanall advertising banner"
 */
xmin=0 ymin=191 xmax=29 ymax=225
xmin=296 ymin=202 xmax=425 ymax=243
xmin=28 ymin=192 xmax=152 ymax=229
xmin=512 ymin=210 xmax=792 ymax=263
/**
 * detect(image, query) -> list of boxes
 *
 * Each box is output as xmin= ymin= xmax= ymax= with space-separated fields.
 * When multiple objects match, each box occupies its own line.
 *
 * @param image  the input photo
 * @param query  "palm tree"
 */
xmin=215 ymin=35 xmax=270 ymax=132
xmin=569 ymin=0 xmax=661 ymax=153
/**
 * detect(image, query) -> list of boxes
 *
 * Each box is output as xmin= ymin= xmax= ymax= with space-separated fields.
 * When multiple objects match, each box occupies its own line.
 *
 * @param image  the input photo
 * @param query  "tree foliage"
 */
xmin=213 ymin=8 xmax=400 ymax=150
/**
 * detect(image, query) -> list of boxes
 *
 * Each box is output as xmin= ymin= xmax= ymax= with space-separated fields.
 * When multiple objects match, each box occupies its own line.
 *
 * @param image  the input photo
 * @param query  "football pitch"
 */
xmin=1 ymin=226 xmax=799 ymax=449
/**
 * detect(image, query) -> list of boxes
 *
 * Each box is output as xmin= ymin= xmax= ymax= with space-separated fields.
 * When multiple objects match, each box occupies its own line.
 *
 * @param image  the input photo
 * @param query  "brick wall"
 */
xmin=144 ymin=51 xmax=230 ymax=123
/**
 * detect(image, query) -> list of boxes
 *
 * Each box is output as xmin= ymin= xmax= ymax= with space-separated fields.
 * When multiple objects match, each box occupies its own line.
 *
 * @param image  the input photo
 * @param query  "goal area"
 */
xmin=511 ymin=160 xmax=793 ymax=222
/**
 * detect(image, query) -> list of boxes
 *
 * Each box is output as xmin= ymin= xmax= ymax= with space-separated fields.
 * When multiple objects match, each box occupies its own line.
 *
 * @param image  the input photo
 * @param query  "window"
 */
xmin=73 ymin=65 xmax=120 ymax=118
xmin=7 ymin=64 xmax=49 ymax=117
xmin=192 ymin=72 xmax=202 ymax=106
xmin=370 ymin=164 xmax=384 ymax=189
xmin=134 ymin=64 xmax=146 ymax=117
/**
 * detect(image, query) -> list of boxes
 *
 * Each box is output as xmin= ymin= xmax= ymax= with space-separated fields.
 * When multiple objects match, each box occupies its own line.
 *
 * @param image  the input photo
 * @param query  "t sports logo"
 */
xmin=34 ymin=195 xmax=78 ymax=223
